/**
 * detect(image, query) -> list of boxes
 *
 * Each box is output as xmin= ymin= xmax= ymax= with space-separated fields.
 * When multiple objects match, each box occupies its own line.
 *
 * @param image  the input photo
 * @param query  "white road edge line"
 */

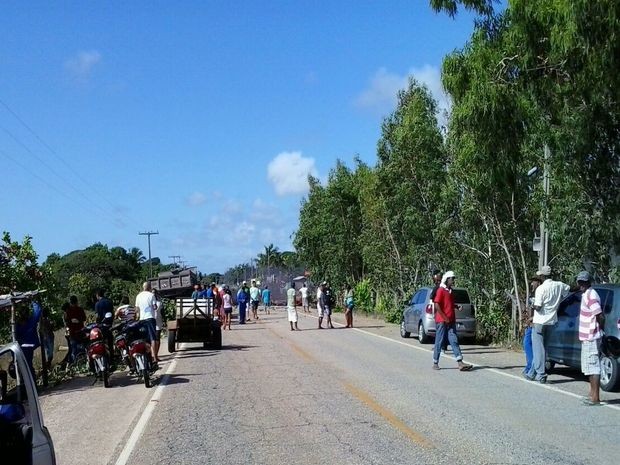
xmin=114 ymin=347 xmax=181 ymax=465
xmin=299 ymin=313 xmax=620 ymax=412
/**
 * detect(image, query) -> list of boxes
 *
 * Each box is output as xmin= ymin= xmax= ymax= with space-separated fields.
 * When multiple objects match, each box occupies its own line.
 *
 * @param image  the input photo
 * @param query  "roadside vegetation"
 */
xmin=294 ymin=1 xmax=620 ymax=343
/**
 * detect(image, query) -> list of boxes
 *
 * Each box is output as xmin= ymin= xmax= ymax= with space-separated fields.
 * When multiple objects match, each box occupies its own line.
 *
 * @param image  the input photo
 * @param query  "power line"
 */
xmin=0 ymin=123 xmax=112 ymax=218
xmin=0 ymin=98 xmax=135 ymax=225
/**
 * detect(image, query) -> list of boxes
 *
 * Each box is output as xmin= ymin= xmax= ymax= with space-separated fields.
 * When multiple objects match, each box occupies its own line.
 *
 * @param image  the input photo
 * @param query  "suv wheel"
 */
xmin=600 ymin=356 xmax=619 ymax=392
xmin=418 ymin=321 xmax=430 ymax=344
xmin=400 ymin=320 xmax=410 ymax=338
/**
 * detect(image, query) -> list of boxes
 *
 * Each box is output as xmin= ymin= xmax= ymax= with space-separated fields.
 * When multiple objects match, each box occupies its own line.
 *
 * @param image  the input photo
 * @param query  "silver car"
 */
xmin=0 ymin=342 xmax=56 ymax=464
xmin=400 ymin=286 xmax=476 ymax=343
xmin=545 ymin=284 xmax=620 ymax=391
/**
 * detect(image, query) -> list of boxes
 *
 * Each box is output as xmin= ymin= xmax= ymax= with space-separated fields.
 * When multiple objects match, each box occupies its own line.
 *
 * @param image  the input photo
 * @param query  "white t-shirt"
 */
xmin=299 ymin=287 xmax=308 ymax=299
xmin=223 ymin=293 xmax=232 ymax=309
xmin=135 ymin=291 xmax=156 ymax=320
xmin=249 ymin=286 xmax=261 ymax=301
xmin=533 ymin=278 xmax=570 ymax=325
xmin=287 ymin=288 xmax=296 ymax=308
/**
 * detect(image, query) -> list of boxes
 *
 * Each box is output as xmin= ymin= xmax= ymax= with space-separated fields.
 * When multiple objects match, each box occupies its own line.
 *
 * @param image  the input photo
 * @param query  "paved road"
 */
xmin=40 ymin=309 xmax=620 ymax=465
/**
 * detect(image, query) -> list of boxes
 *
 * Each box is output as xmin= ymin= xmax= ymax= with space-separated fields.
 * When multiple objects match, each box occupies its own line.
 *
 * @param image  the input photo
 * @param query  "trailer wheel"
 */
xmin=212 ymin=327 xmax=222 ymax=350
xmin=168 ymin=330 xmax=176 ymax=353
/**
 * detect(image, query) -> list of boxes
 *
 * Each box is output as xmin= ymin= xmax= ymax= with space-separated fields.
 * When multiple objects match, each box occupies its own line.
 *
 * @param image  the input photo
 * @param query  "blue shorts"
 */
xmin=142 ymin=318 xmax=158 ymax=342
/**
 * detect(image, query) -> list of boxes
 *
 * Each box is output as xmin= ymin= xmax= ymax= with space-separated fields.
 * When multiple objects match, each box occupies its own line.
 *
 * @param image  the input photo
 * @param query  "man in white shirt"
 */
xmin=135 ymin=282 xmax=158 ymax=366
xmin=299 ymin=283 xmax=310 ymax=313
xmin=249 ymin=280 xmax=261 ymax=320
xmin=525 ymin=266 xmax=570 ymax=383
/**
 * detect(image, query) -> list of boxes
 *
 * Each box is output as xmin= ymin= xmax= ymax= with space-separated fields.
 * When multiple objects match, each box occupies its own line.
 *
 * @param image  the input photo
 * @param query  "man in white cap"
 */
xmin=577 ymin=271 xmax=604 ymax=405
xmin=525 ymin=265 xmax=570 ymax=383
xmin=432 ymin=271 xmax=472 ymax=371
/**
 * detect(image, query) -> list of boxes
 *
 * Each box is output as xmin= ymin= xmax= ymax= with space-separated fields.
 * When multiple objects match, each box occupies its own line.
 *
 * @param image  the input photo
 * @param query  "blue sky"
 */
xmin=0 ymin=1 xmax=477 ymax=273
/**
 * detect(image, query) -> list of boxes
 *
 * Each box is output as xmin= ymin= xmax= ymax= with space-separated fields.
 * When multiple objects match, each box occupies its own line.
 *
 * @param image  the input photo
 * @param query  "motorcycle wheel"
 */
xmin=143 ymin=368 xmax=151 ymax=388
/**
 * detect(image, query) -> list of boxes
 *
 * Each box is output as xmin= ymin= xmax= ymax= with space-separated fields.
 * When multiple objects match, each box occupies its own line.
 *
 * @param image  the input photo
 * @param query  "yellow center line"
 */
xmin=343 ymin=382 xmax=434 ymax=449
xmin=279 ymin=329 xmax=433 ymax=448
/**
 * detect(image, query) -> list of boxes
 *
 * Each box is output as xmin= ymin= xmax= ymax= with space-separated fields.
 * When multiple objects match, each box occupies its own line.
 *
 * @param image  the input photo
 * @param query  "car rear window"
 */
xmin=452 ymin=289 xmax=470 ymax=304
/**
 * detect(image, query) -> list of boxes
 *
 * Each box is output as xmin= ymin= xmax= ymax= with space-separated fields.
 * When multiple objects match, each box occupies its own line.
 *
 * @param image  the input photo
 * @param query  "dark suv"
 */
xmin=545 ymin=284 xmax=620 ymax=391
xmin=400 ymin=287 xmax=476 ymax=343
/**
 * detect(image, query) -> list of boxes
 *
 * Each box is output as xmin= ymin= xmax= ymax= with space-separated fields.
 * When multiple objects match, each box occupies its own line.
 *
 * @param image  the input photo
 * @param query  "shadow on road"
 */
xmin=218 ymin=344 xmax=257 ymax=351
xmin=157 ymin=374 xmax=190 ymax=386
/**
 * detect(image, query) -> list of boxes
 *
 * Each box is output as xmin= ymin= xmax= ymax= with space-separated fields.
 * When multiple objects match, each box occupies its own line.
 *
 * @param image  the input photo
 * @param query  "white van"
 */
xmin=0 ymin=342 xmax=56 ymax=465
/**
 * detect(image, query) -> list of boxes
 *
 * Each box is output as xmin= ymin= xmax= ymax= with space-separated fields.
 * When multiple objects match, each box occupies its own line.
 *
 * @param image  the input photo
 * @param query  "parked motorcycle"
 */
xmin=113 ymin=320 xmax=153 ymax=388
xmin=82 ymin=323 xmax=112 ymax=388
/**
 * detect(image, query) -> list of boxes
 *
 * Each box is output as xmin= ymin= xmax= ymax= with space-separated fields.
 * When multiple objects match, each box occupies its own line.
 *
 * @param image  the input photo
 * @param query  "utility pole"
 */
xmin=169 ymin=255 xmax=181 ymax=267
xmin=539 ymin=145 xmax=550 ymax=270
xmin=139 ymin=231 xmax=159 ymax=278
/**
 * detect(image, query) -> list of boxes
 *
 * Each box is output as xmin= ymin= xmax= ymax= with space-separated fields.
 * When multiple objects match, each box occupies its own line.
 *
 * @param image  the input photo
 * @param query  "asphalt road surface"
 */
xmin=40 ymin=308 xmax=620 ymax=465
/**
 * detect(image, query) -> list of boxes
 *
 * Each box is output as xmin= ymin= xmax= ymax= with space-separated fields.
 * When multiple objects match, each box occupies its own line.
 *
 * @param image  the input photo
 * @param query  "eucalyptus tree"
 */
xmin=374 ymin=79 xmax=447 ymax=300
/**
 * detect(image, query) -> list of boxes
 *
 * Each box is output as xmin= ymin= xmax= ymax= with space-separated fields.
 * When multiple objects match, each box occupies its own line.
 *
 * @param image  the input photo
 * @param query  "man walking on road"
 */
xmin=287 ymin=282 xmax=300 ymax=331
xmin=249 ymin=280 xmax=261 ymax=320
xmin=432 ymin=271 xmax=472 ymax=371
xmin=576 ymin=271 xmax=604 ymax=405
xmin=525 ymin=265 xmax=570 ymax=383
xmin=262 ymin=285 xmax=271 ymax=314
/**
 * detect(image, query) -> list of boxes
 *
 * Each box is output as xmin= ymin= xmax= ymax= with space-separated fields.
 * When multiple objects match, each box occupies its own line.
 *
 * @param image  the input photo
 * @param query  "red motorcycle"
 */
xmin=82 ymin=323 xmax=112 ymax=388
xmin=113 ymin=320 xmax=153 ymax=388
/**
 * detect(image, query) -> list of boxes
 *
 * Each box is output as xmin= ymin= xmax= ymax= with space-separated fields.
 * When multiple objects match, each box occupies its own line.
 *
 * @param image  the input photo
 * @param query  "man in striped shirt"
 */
xmin=577 ymin=271 xmax=605 ymax=406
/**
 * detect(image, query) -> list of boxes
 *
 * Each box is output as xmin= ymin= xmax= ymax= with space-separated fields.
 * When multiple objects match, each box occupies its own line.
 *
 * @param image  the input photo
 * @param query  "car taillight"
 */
xmin=425 ymin=304 xmax=433 ymax=315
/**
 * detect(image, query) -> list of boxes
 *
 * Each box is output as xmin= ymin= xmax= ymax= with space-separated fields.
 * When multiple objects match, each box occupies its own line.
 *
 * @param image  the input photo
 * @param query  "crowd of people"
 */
xmin=188 ymin=279 xmax=355 ymax=332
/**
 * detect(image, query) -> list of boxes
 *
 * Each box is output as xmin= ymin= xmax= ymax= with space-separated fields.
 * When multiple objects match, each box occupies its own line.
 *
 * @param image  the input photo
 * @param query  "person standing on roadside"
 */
xmin=300 ymin=282 xmax=310 ymax=313
xmin=344 ymin=284 xmax=354 ymax=328
xmin=237 ymin=281 xmax=249 ymax=324
xmin=249 ymin=280 xmax=261 ymax=320
xmin=287 ymin=282 xmax=300 ymax=331
xmin=432 ymin=271 xmax=472 ymax=371
xmin=522 ymin=276 xmax=542 ymax=376
xmin=525 ymin=265 xmax=570 ymax=383
xmin=191 ymin=284 xmax=202 ymax=300
xmin=64 ymin=296 xmax=86 ymax=363
xmin=576 ymin=271 xmax=605 ymax=405
xmin=135 ymin=282 xmax=158 ymax=368
xmin=115 ymin=296 xmax=136 ymax=323
xmin=262 ymin=285 xmax=271 ymax=314
xmin=15 ymin=301 xmax=43 ymax=379
xmin=222 ymin=285 xmax=233 ymax=330
xmin=152 ymin=289 xmax=163 ymax=363
xmin=39 ymin=305 xmax=55 ymax=369
xmin=322 ymin=283 xmax=335 ymax=329
xmin=95 ymin=289 xmax=114 ymax=356
xmin=317 ymin=282 xmax=325 ymax=329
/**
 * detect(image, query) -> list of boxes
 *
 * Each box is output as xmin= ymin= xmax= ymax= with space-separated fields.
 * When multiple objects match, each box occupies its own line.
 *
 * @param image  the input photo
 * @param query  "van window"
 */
xmin=595 ymin=289 xmax=614 ymax=314
xmin=558 ymin=293 xmax=581 ymax=318
xmin=452 ymin=289 xmax=470 ymax=304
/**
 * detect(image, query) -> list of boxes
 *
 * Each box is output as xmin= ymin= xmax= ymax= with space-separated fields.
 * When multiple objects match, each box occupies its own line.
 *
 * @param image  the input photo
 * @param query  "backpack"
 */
xmin=323 ymin=289 xmax=333 ymax=307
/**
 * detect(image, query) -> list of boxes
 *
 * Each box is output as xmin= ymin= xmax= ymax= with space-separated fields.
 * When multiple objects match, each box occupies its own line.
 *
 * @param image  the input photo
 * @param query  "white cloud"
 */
xmin=65 ymin=50 xmax=102 ymax=81
xmin=354 ymin=65 xmax=451 ymax=123
xmin=187 ymin=191 xmax=207 ymax=206
xmin=267 ymin=151 xmax=318 ymax=196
